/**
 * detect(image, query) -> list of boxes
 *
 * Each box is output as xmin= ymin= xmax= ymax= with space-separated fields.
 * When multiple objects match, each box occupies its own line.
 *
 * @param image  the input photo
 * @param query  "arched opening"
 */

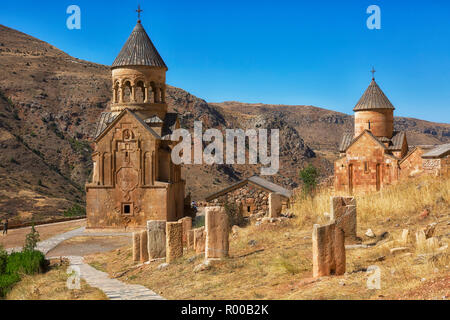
xmin=136 ymin=80 xmax=145 ymax=103
xmin=122 ymin=81 xmax=132 ymax=103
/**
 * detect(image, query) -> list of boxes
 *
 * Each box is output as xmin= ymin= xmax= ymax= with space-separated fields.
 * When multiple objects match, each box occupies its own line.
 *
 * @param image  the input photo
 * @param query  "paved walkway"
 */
xmin=7 ymin=227 xmax=164 ymax=300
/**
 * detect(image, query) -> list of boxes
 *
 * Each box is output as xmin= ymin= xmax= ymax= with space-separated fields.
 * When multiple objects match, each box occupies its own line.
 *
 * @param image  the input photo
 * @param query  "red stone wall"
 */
xmin=399 ymin=148 xmax=425 ymax=179
xmin=354 ymin=109 xmax=394 ymax=138
xmin=334 ymin=133 xmax=399 ymax=193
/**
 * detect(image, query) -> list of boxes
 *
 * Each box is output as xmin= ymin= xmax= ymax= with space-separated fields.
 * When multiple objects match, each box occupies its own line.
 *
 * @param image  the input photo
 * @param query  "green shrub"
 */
xmin=6 ymin=250 xmax=47 ymax=275
xmin=0 ymin=246 xmax=7 ymax=274
xmin=299 ymin=163 xmax=320 ymax=197
xmin=0 ymin=273 xmax=20 ymax=298
xmin=24 ymin=224 xmax=40 ymax=251
xmin=63 ymin=204 xmax=86 ymax=217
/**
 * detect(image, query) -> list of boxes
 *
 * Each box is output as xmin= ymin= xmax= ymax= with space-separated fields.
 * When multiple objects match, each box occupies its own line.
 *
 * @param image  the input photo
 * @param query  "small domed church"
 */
xmin=86 ymin=15 xmax=186 ymax=230
xmin=334 ymin=75 xmax=409 ymax=193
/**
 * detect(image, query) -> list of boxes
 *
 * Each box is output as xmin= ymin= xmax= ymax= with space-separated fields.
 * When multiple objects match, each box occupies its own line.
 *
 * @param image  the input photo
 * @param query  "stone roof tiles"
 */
xmin=354 ymin=79 xmax=395 ymax=111
xmin=112 ymin=22 xmax=167 ymax=69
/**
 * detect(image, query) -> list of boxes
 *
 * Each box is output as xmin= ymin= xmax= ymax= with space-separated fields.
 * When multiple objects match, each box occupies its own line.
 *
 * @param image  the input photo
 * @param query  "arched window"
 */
xmin=136 ymin=80 xmax=145 ymax=103
xmin=122 ymin=81 xmax=132 ymax=103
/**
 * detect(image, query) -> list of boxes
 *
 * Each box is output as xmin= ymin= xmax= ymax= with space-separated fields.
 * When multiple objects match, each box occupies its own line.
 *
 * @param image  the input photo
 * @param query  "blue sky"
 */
xmin=1 ymin=0 xmax=449 ymax=123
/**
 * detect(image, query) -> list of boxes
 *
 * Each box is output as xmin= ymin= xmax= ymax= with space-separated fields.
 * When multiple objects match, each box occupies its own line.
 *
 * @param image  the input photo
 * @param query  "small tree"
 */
xmin=23 ymin=223 xmax=40 ymax=252
xmin=299 ymin=164 xmax=320 ymax=196
xmin=224 ymin=201 xmax=244 ymax=228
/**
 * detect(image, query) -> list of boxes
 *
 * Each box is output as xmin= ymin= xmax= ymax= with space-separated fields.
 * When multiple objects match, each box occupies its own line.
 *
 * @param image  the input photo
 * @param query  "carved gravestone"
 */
xmin=331 ymin=196 xmax=357 ymax=242
xmin=132 ymin=232 xmax=141 ymax=263
xmin=187 ymin=229 xmax=195 ymax=250
xmin=205 ymin=206 xmax=230 ymax=259
xmin=140 ymin=230 xmax=149 ymax=263
xmin=269 ymin=193 xmax=283 ymax=218
xmin=178 ymin=216 xmax=192 ymax=247
xmin=166 ymin=221 xmax=183 ymax=263
xmin=147 ymin=220 xmax=166 ymax=259
xmin=312 ymin=222 xmax=346 ymax=278
xmin=193 ymin=227 xmax=206 ymax=254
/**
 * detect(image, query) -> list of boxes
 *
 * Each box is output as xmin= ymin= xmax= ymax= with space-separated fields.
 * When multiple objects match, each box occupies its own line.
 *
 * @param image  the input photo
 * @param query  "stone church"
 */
xmin=86 ymin=18 xmax=186 ymax=230
xmin=335 ymin=76 xmax=450 ymax=194
xmin=334 ymin=76 xmax=409 ymax=193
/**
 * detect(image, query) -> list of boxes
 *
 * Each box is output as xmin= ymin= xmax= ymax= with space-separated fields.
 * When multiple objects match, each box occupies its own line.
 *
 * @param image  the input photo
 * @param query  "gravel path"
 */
xmin=65 ymin=256 xmax=164 ymax=300
xmin=7 ymin=226 xmax=165 ymax=300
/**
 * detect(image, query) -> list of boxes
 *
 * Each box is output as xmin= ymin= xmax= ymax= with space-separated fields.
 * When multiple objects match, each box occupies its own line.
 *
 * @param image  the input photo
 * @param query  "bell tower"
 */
xmin=110 ymin=7 xmax=168 ymax=122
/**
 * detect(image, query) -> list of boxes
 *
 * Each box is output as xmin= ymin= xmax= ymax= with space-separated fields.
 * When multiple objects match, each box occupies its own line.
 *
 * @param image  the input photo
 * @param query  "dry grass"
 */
xmin=83 ymin=175 xmax=449 ymax=300
xmin=6 ymin=261 xmax=108 ymax=300
xmin=292 ymin=175 xmax=450 ymax=227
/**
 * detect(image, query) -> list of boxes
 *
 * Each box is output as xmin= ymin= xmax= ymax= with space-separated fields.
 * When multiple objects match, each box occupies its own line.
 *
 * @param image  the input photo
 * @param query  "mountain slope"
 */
xmin=0 ymin=24 xmax=448 ymax=221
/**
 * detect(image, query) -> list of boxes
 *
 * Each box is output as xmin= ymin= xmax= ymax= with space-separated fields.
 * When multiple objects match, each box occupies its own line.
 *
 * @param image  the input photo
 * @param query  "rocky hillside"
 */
xmin=0 ymin=24 xmax=449 ymax=221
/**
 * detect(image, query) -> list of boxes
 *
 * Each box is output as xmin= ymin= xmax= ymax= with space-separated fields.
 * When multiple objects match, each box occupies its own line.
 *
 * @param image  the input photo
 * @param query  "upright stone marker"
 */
xmin=132 ymin=232 xmax=141 ymax=263
xmin=187 ymin=229 xmax=195 ymax=250
xmin=269 ymin=193 xmax=282 ymax=218
xmin=140 ymin=230 xmax=149 ymax=263
xmin=193 ymin=227 xmax=206 ymax=254
xmin=147 ymin=220 xmax=166 ymax=259
xmin=331 ymin=196 xmax=357 ymax=241
xmin=166 ymin=221 xmax=183 ymax=263
xmin=312 ymin=222 xmax=346 ymax=278
xmin=205 ymin=206 xmax=230 ymax=259
xmin=178 ymin=216 xmax=192 ymax=247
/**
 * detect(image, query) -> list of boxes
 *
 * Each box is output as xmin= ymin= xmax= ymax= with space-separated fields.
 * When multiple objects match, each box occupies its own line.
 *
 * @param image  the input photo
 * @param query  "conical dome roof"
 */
xmin=353 ymin=79 xmax=395 ymax=111
xmin=112 ymin=22 xmax=167 ymax=69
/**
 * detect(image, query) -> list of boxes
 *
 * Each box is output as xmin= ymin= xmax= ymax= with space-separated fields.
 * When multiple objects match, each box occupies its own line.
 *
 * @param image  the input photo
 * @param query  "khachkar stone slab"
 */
xmin=193 ymin=227 xmax=206 ymax=254
xmin=187 ymin=229 xmax=195 ymax=250
xmin=331 ymin=196 xmax=357 ymax=241
xmin=205 ymin=206 xmax=230 ymax=259
xmin=269 ymin=193 xmax=283 ymax=218
xmin=147 ymin=220 xmax=166 ymax=259
xmin=133 ymin=232 xmax=141 ymax=263
xmin=166 ymin=222 xmax=183 ymax=263
xmin=140 ymin=230 xmax=149 ymax=263
xmin=312 ymin=222 xmax=346 ymax=278
xmin=178 ymin=217 xmax=192 ymax=247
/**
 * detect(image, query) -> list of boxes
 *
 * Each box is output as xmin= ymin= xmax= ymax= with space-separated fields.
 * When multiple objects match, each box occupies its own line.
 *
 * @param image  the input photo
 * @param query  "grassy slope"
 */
xmin=6 ymin=260 xmax=107 ymax=300
xmin=84 ymin=175 xmax=449 ymax=300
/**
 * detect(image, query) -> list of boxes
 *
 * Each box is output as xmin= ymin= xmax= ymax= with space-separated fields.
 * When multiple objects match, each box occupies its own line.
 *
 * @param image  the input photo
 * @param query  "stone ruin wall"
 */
xmin=206 ymin=184 xmax=269 ymax=216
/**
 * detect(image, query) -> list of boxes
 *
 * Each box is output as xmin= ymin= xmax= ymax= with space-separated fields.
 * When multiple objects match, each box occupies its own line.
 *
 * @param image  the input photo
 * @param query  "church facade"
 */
xmin=86 ymin=19 xmax=186 ymax=230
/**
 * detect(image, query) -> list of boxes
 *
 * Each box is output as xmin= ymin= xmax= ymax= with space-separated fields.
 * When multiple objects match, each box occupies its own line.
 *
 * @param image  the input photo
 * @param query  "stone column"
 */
xmin=147 ymin=220 xmax=166 ymax=259
xmin=131 ymin=85 xmax=136 ymax=102
xmin=119 ymin=87 xmax=124 ymax=103
xmin=132 ymin=232 xmax=141 ymax=263
xmin=178 ymin=217 xmax=192 ymax=247
xmin=166 ymin=221 xmax=183 ymax=263
xmin=193 ymin=227 xmax=206 ymax=254
xmin=269 ymin=193 xmax=282 ymax=218
xmin=144 ymin=85 xmax=149 ymax=103
xmin=205 ymin=206 xmax=230 ymax=259
xmin=140 ymin=230 xmax=149 ymax=263
xmin=312 ymin=222 xmax=346 ymax=278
